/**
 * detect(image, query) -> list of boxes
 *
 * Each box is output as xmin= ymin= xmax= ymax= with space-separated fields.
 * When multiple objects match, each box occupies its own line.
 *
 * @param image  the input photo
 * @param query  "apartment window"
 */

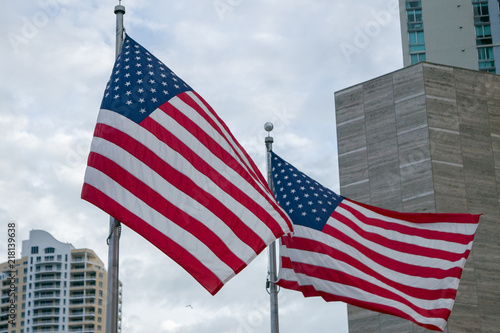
xmin=478 ymin=46 xmax=495 ymax=71
xmin=31 ymin=247 xmax=38 ymax=254
xmin=407 ymin=9 xmax=423 ymax=30
xmin=406 ymin=1 xmax=425 ymax=64
xmin=473 ymin=1 xmax=495 ymax=72
xmin=476 ymin=24 xmax=492 ymax=45
xmin=406 ymin=1 xmax=421 ymax=9
xmin=411 ymin=53 xmax=426 ymax=64
xmin=44 ymin=247 xmax=55 ymax=254
xmin=409 ymin=31 xmax=425 ymax=52
xmin=473 ymin=2 xmax=490 ymax=23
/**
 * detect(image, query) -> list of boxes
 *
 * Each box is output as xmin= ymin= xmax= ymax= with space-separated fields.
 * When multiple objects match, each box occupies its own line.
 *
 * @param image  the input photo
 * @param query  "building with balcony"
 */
xmin=399 ymin=0 xmax=500 ymax=74
xmin=0 ymin=230 xmax=122 ymax=333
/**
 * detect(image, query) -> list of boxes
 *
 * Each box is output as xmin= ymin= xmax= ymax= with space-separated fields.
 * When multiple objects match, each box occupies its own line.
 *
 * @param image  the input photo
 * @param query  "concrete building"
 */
xmin=399 ymin=0 xmax=500 ymax=74
xmin=0 ymin=230 xmax=122 ymax=333
xmin=335 ymin=62 xmax=500 ymax=331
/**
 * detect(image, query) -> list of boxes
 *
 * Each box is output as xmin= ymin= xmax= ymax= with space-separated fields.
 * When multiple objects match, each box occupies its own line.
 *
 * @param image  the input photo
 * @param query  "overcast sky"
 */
xmin=1 ymin=1 xmax=403 ymax=332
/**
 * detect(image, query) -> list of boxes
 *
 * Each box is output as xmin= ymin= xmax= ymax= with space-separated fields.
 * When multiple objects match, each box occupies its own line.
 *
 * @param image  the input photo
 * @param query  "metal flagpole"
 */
xmin=106 ymin=3 xmax=125 ymax=333
xmin=265 ymin=122 xmax=279 ymax=333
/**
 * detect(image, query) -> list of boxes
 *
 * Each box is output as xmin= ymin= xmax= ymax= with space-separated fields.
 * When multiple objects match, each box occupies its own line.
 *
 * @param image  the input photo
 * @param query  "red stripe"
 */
xmin=139 ymin=114 xmax=279 ymax=239
xmin=81 ymin=183 xmax=224 ymax=295
xmin=320 ymin=223 xmax=464 ymax=279
xmin=154 ymin=101 xmax=289 ymax=237
xmin=87 ymin=152 xmax=249 ymax=275
xmin=278 ymin=256 xmax=446 ymax=332
xmin=170 ymin=93 xmax=293 ymax=232
xmin=181 ymin=91 xmax=264 ymax=185
xmin=346 ymin=198 xmax=481 ymax=225
xmin=331 ymin=209 xmax=472 ymax=262
xmin=94 ymin=123 xmax=268 ymax=253
xmin=281 ymin=235 xmax=458 ymax=300
xmin=287 ymin=260 xmax=451 ymax=321
xmin=339 ymin=201 xmax=476 ymax=245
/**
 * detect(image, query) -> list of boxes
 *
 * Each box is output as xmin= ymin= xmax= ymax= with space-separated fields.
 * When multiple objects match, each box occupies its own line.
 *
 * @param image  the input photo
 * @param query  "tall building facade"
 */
xmin=335 ymin=62 xmax=500 ymax=331
xmin=399 ymin=0 xmax=500 ymax=74
xmin=0 ymin=230 xmax=122 ymax=333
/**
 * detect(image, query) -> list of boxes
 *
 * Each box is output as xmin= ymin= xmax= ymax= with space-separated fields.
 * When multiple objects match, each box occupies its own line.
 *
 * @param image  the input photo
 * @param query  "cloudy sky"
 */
xmin=1 ymin=1 xmax=403 ymax=332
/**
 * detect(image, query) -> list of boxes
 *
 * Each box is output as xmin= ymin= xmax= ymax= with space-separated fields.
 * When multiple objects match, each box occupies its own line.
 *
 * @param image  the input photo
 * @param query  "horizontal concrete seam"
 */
xmin=398 ymin=124 xmax=428 ymax=135
xmin=340 ymin=179 xmax=369 ymax=188
xmin=400 ymin=158 xmax=431 ymax=169
xmin=426 ymin=95 xmax=456 ymax=103
xmin=394 ymin=91 xmax=425 ymax=104
xmin=432 ymin=160 xmax=464 ymax=168
xmin=402 ymin=191 xmax=434 ymax=202
xmin=338 ymin=147 xmax=367 ymax=157
xmin=428 ymin=127 xmax=460 ymax=135
xmin=337 ymin=115 xmax=364 ymax=127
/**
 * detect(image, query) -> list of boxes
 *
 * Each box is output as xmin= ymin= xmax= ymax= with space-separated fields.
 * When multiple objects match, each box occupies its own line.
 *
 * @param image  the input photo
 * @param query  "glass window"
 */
xmin=406 ymin=1 xmax=421 ymax=9
xmin=479 ymin=60 xmax=495 ymax=69
xmin=478 ymin=47 xmax=494 ymax=60
xmin=476 ymin=25 xmax=492 ymax=37
xmin=409 ymin=31 xmax=425 ymax=45
xmin=31 ymin=247 xmax=38 ymax=254
xmin=407 ymin=9 xmax=422 ymax=22
xmin=410 ymin=53 xmax=426 ymax=64
xmin=410 ymin=44 xmax=426 ymax=52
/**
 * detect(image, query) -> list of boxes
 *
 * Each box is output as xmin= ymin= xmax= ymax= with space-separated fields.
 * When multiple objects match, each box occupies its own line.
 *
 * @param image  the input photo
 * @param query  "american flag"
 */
xmin=270 ymin=151 xmax=480 ymax=332
xmin=81 ymin=34 xmax=293 ymax=295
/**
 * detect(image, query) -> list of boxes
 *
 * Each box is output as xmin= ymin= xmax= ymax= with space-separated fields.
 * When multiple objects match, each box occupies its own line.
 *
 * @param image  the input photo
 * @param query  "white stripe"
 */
xmin=164 ymin=97 xmax=290 ymax=233
xmin=342 ymin=200 xmax=478 ymax=236
xmin=84 ymin=167 xmax=236 ymax=282
xmin=328 ymin=213 xmax=472 ymax=269
xmin=96 ymin=109 xmax=280 ymax=244
xmin=90 ymin=136 xmax=259 ymax=260
xmin=288 ymin=225 xmax=461 ymax=291
xmin=278 ymin=263 xmax=447 ymax=331
xmin=172 ymin=93 xmax=273 ymax=200
xmin=283 ymin=246 xmax=456 ymax=311
xmin=335 ymin=206 xmax=474 ymax=257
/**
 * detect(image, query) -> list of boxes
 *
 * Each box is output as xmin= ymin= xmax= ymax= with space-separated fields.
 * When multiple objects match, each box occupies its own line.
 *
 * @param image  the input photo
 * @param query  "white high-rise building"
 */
xmin=399 ymin=0 xmax=500 ymax=73
xmin=0 ymin=230 xmax=122 ymax=333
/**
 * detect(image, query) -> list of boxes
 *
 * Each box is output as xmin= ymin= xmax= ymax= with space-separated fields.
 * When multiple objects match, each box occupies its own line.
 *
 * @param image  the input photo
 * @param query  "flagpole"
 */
xmin=106 ymin=3 xmax=125 ymax=333
xmin=265 ymin=122 xmax=279 ymax=333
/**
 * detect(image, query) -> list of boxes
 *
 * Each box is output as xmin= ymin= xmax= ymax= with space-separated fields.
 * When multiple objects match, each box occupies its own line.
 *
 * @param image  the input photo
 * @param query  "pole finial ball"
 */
xmin=264 ymin=122 xmax=274 ymax=132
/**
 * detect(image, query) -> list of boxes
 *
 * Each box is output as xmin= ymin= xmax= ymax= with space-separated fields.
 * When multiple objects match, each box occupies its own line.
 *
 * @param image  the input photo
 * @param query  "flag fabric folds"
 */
xmin=270 ymin=151 xmax=480 ymax=332
xmin=81 ymin=34 xmax=293 ymax=295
